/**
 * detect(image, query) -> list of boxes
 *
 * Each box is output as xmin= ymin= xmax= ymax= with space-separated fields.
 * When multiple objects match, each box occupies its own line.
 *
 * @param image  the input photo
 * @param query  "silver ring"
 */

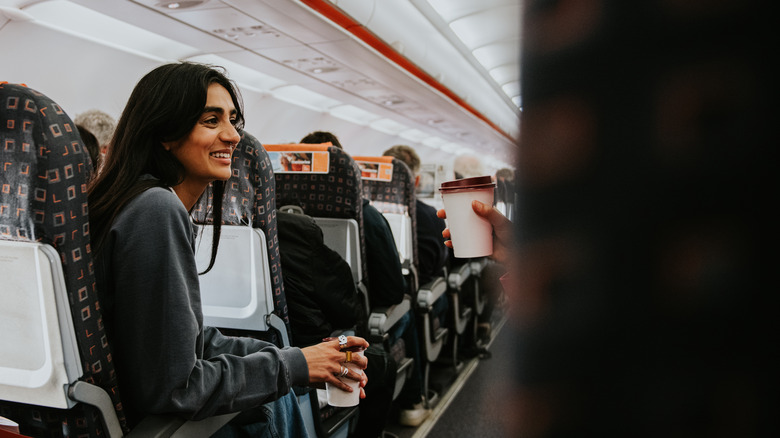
xmin=338 ymin=335 xmax=348 ymax=347
xmin=340 ymin=365 xmax=348 ymax=377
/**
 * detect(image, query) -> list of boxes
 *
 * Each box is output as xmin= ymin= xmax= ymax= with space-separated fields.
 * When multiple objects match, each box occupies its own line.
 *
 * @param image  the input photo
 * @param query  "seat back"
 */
xmin=0 ymin=83 xmax=127 ymax=436
xmin=265 ymin=143 xmax=366 ymax=296
xmin=354 ymin=156 xmax=417 ymax=286
xmin=192 ymin=131 xmax=290 ymax=346
xmin=356 ymin=156 xmax=450 ymax=404
xmin=208 ymin=139 xmax=362 ymax=437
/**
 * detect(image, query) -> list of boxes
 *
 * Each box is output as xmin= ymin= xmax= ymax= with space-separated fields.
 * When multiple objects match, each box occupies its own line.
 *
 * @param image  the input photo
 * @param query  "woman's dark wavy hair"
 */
xmin=88 ymin=62 xmax=245 ymax=274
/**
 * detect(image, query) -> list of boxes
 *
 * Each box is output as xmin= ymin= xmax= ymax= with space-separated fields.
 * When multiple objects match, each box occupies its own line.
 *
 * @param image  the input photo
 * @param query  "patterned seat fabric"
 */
xmin=0 ymin=83 xmax=127 ymax=436
xmin=192 ymin=131 xmax=290 ymax=336
xmin=359 ymin=157 xmax=419 ymax=276
xmin=272 ymin=145 xmax=368 ymax=288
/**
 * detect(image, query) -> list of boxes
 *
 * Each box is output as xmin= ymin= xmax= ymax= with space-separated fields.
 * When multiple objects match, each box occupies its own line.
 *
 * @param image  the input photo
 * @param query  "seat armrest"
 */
xmin=469 ymin=257 xmax=488 ymax=275
xmin=126 ymin=414 xmax=186 ymax=438
xmin=127 ymin=412 xmax=238 ymax=438
xmin=68 ymin=381 xmax=124 ymax=438
xmin=416 ymin=277 xmax=447 ymax=311
xmin=447 ymin=263 xmax=471 ymax=289
xmin=168 ymin=413 xmax=238 ymax=437
xmin=357 ymin=282 xmax=371 ymax=318
xmin=368 ymin=295 xmax=411 ymax=338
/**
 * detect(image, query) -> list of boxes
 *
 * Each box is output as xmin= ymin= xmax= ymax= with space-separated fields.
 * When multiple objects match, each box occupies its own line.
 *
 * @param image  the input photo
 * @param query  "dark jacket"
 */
xmin=362 ymin=198 xmax=407 ymax=307
xmin=277 ymin=211 xmax=367 ymax=347
xmin=95 ymin=187 xmax=308 ymax=426
xmin=416 ymin=199 xmax=449 ymax=285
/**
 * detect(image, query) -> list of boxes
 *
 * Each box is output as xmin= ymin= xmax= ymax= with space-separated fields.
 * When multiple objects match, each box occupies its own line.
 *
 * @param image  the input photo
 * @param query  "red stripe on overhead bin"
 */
xmin=298 ymin=0 xmax=514 ymax=142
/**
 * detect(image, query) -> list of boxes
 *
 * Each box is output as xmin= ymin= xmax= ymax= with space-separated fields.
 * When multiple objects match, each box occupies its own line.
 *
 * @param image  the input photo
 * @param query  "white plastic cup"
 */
xmin=439 ymin=176 xmax=496 ymax=258
xmin=326 ymin=351 xmax=363 ymax=407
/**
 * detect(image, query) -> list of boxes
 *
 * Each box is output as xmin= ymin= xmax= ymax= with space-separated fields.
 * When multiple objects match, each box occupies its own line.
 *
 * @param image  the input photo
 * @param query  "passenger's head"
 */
xmin=89 ymin=62 xmax=244 ymax=256
xmin=99 ymin=62 xmax=244 ymax=189
xmin=76 ymin=124 xmax=100 ymax=172
xmin=74 ymin=109 xmax=116 ymax=158
xmin=300 ymin=130 xmax=342 ymax=148
xmin=383 ymin=144 xmax=421 ymax=175
xmin=453 ymin=154 xmax=485 ymax=179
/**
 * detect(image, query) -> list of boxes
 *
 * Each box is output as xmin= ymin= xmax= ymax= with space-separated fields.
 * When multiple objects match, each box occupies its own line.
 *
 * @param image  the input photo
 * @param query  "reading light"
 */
xmin=309 ymin=67 xmax=339 ymax=74
xmin=156 ymin=1 xmax=206 ymax=10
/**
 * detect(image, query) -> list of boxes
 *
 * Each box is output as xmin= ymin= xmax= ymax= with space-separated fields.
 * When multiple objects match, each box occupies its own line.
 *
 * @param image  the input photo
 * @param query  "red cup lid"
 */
xmin=439 ymin=175 xmax=496 ymax=192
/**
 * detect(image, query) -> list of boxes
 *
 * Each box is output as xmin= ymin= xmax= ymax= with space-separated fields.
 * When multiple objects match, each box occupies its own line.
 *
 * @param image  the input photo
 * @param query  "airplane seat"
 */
xmin=265 ymin=144 xmax=414 ymax=402
xmin=0 ymin=82 xmax=128 ymax=437
xmin=444 ymin=252 xmax=489 ymax=358
xmin=354 ymin=156 xmax=449 ymax=405
xmin=355 ymin=156 xmax=417 ymax=285
xmin=191 ymin=130 xmax=290 ymax=347
xmin=445 ymin=261 xmax=476 ymax=369
xmin=0 ymin=83 xmax=237 ymax=437
xmin=191 ymin=132 xmax=357 ymax=438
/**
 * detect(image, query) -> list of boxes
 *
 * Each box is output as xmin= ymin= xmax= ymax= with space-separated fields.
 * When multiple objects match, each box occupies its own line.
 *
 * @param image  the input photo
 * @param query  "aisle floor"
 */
xmin=383 ymin=313 xmax=515 ymax=438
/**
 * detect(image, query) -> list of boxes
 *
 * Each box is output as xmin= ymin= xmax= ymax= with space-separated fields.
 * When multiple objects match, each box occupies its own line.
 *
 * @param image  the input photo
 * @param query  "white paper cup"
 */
xmin=326 ymin=351 xmax=363 ymax=407
xmin=440 ymin=176 xmax=496 ymax=258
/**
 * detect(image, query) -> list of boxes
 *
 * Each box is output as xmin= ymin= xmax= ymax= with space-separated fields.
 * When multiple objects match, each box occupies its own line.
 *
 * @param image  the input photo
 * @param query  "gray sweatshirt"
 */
xmin=94 ymin=186 xmax=308 ymax=426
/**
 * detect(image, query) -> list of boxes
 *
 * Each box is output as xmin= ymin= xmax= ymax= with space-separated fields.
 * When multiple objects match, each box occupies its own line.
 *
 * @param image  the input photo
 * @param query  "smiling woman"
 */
xmin=84 ymin=62 xmax=370 ymax=437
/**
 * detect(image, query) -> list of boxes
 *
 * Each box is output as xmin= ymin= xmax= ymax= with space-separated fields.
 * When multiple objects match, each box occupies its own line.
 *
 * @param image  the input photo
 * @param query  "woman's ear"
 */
xmin=161 ymin=140 xmax=175 ymax=151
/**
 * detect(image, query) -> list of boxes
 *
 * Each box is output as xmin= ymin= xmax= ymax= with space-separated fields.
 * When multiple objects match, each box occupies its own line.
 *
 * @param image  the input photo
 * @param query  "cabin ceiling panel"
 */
xmin=426 ymin=0 xmax=509 ymax=20
xmin=130 ymin=0 xmax=224 ymax=11
xmin=71 ymin=0 xmax=238 ymax=53
xmin=226 ymin=0 xmax=348 ymax=45
xmin=447 ymin=5 xmax=520 ymax=50
xmin=12 ymin=0 xmax=519 ymax=165
xmin=167 ymin=7 xmax=302 ymax=50
xmin=255 ymin=44 xmax=348 ymax=78
xmin=216 ymin=49 xmax=321 ymax=89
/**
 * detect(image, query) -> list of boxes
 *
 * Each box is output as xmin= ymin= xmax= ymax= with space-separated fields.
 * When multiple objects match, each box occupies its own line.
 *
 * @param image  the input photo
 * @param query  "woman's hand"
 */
xmin=301 ymin=336 xmax=369 ymax=397
xmin=438 ymin=200 xmax=514 ymax=265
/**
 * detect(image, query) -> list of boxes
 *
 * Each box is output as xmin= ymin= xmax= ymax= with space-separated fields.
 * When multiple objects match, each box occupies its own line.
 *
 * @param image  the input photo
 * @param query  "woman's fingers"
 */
xmin=349 ymin=354 xmax=367 ymax=370
xmin=441 ymin=222 xmax=452 ymax=247
xmin=326 ymin=372 xmax=353 ymax=392
xmin=344 ymin=336 xmax=370 ymax=355
xmin=303 ymin=336 xmax=370 ymax=391
xmin=327 ymin=368 xmax=365 ymax=392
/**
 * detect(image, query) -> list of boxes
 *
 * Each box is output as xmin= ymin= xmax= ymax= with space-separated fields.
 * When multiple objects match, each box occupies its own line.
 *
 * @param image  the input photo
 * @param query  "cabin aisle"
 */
xmin=382 ymin=307 xmax=516 ymax=438
xmin=423 ymin=321 xmax=514 ymax=438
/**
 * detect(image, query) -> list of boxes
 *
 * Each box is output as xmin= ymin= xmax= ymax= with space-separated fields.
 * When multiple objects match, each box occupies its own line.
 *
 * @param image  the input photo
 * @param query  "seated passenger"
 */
xmin=74 ymin=108 xmax=116 ymax=171
xmin=383 ymin=144 xmax=450 ymax=324
xmin=277 ymin=210 xmax=396 ymax=438
xmin=87 ymin=62 xmax=369 ymax=436
xmin=300 ymin=131 xmax=431 ymax=427
xmin=276 ymin=210 xmax=367 ymax=347
xmin=75 ymin=124 xmax=100 ymax=176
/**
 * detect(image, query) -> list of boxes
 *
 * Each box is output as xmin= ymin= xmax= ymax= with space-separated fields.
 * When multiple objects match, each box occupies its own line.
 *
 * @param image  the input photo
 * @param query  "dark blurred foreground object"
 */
xmin=511 ymin=1 xmax=774 ymax=437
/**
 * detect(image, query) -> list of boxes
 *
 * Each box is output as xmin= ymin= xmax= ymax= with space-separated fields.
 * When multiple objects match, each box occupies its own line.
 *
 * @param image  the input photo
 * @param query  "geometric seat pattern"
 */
xmin=0 ymin=82 xmax=127 ymax=436
xmin=192 ymin=131 xmax=290 ymax=335
xmin=355 ymin=156 xmax=418 ymax=272
xmin=268 ymin=145 xmax=414 ymax=405
xmin=269 ymin=144 xmax=368 ymax=288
